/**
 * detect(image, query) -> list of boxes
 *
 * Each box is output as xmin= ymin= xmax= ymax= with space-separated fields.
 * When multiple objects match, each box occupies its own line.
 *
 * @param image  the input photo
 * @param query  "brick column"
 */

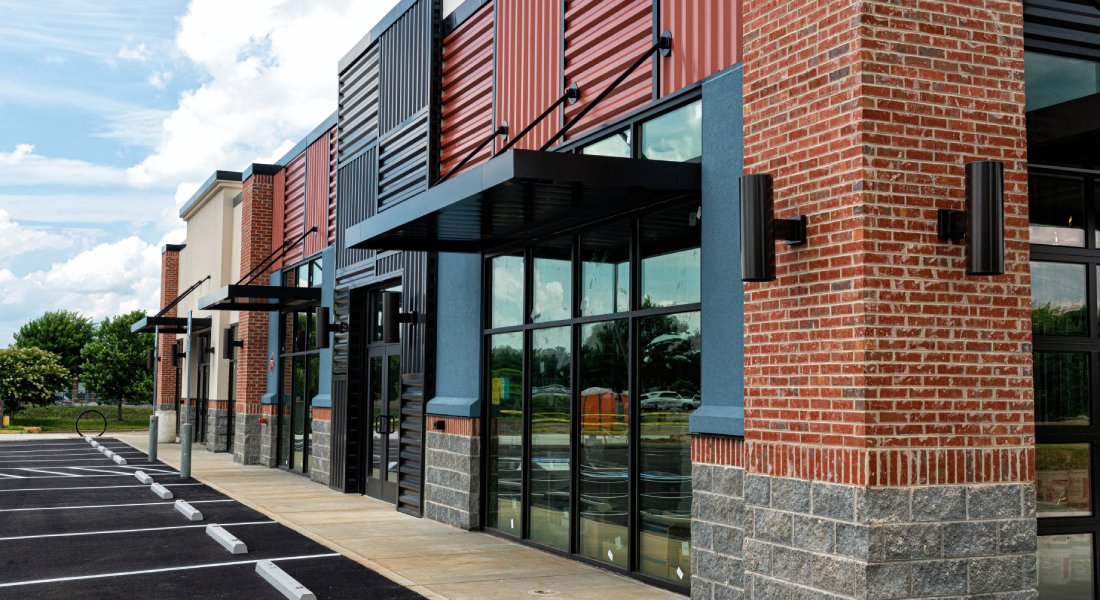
xmin=234 ymin=172 xmax=275 ymax=464
xmin=155 ymin=245 xmax=183 ymax=442
xmin=693 ymin=1 xmax=1034 ymax=598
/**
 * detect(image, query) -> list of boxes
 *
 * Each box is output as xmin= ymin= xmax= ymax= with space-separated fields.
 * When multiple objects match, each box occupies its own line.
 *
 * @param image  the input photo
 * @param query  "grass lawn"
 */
xmin=4 ymin=405 xmax=154 ymax=433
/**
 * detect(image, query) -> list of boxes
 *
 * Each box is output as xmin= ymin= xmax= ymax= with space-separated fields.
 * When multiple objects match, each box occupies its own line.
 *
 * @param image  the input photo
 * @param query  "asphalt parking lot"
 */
xmin=0 ymin=437 xmax=422 ymax=599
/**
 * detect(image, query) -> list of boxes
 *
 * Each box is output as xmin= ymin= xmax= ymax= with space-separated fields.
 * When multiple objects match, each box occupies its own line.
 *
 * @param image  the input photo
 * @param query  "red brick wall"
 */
xmin=237 ymin=174 xmax=275 ymax=416
xmin=732 ymin=0 xmax=1031 ymax=487
xmin=156 ymin=247 xmax=180 ymax=410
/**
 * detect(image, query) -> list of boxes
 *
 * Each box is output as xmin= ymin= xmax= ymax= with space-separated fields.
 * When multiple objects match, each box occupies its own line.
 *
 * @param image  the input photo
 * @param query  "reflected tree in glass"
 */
xmin=1031 ymin=262 xmax=1086 ymax=336
xmin=488 ymin=333 xmax=524 ymax=535
xmin=528 ymin=327 xmax=571 ymax=551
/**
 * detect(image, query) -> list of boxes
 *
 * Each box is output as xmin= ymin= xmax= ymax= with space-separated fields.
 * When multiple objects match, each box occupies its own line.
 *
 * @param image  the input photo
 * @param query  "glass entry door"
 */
xmin=365 ymin=344 xmax=401 ymax=503
xmin=195 ymin=334 xmax=211 ymax=443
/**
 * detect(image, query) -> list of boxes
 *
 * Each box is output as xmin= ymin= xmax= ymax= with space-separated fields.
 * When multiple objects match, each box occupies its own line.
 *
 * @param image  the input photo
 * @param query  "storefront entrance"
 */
xmin=364 ymin=343 xmax=401 ymax=502
xmin=194 ymin=333 xmax=211 ymax=443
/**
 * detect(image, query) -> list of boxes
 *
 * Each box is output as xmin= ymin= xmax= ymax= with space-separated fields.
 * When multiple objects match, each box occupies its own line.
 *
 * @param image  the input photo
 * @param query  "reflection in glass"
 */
xmin=387 ymin=354 xmax=401 ymax=483
xmin=641 ymin=205 xmax=701 ymax=308
xmin=1025 ymin=51 xmax=1100 ymax=112
xmin=1039 ymin=534 xmax=1095 ymax=599
xmin=278 ymin=356 xmax=293 ymax=469
xmin=1035 ymin=352 xmax=1090 ymax=426
xmin=1037 ymin=444 xmax=1092 ymax=518
xmin=638 ymin=311 xmax=700 ymax=586
xmin=582 ymin=225 xmax=630 ymax=316
xmin=528 ymin=327 xmax=571 ymax=551
xmin=488 ymin=333 xmax=524 ymax=536
xmin=533 ymin=241 xmax=572 ymax=323
xmin=492 ymin=255 xmax=525 ymax=328
xmin=304 ymin=354 xmax=318 ymax=472
xmin=579 ymin=320 xmax=630 ymax=568
xmin=1029 ymin=174 xmax=1084 ymax=247
xmin=641 ymin=100 xmax=702 ymax=162
xmin=1031 ymin=262 xmax=1087 ymax=336
xmin=369 ymin=356 xmax=383 ymax=480
xmin=582 ymin=129 xmax=632 ymax=158
xmin=291 ymin=356 xmax=306 ymax=471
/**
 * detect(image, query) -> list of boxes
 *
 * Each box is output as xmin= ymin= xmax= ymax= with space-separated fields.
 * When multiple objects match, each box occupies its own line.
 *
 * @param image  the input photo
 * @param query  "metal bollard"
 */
xmin=148 ymin=415 xmax=159 ymax=463
xmin=180 ymin=423 xmax=192 ymax=479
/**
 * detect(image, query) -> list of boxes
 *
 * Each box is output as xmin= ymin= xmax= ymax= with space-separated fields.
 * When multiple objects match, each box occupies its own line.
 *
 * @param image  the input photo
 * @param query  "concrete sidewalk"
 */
xmin=117 ymin=433 xmax=684 ymax=600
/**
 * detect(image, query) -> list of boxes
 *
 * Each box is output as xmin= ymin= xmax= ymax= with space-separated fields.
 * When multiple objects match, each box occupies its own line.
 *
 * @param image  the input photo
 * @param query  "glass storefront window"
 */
xmin=1039 ymin=534 xmax=1095 ymax=599
xmin=641 ymin=100 xmax=702 ymax=162
xmin=582 ymin=129 xmax=632 ymax=158
xmin=492 ymin=254 xmax=525 ymax=328
xmin=532 ymin=240 xmax=572 ymax=323
xmin=1030 ymin=174 xmax=1085 ymax=247
xmin=488 ymin=332 xmax=524 ymax=536
xmin=579 ymin=319 xmax=629 ymax=568
xmin=528 ymin=327 xmax=572 ymax=551
xmin=1035 ymin=352 xmax=1090 ymax=426
xmin=1032 ymin=261 xmax=1087 ymax=336
xmin=1037 ymin=444 xmax=1092 ymax=518
xmin=638 ymin=310 xmax=700 ymax=586
xmin=581 ymin=224 xmax=630 ymax=317
xmin=1026 ymin=51 xmax=1100 ymax=112
xmin=641 ymin=205 xmax=701 ymax=308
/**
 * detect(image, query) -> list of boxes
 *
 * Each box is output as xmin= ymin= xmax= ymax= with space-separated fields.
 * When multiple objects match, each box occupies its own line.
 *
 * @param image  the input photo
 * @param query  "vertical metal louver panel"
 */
xmin=336 ymin=148 xmax=378 ymax=270
xmin=495 ymin=0 xmax=563 ymax=151
xmin=659 ymin=0 xmax=742 ymax=96
xmin=304 ymin=130 xmax=334 ymax=257
xmin=338 ymin=47 xmax=381 ymax=162
xmin=328 ymin=130 xmax=338 ymax=248
xmin=379 ymin=0 xmax=433 ymax=136
xmin=396 ymin=251 xmax=434 ymax=518
xmin=563 ymin=0 xmax=653 ymax=139
xmin=377 ymin=111 xmax=431 ymax=208
xmin=440 ymin=1 xmax=494 ymax=176
xmin=330 ymin=374 xmax=349 ymax=491
xmin=283 ymin=152 xmax=307 ymax=265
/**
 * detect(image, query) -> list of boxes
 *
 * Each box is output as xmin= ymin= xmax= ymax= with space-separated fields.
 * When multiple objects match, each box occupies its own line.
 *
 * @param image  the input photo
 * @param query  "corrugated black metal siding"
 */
xmin=378 ymin=110 xmax=432 ymax=208
xmin=1024 ymin=0 xmax=1100 ymax=59
xmin=336 ymin=148 xmax=377 ymax=272
xmin=379 ymin=0 xmax=433 ymax=136
xmin=339 ymin=47 xmax=380 ymax=163
xmin=330 ymin=374 xmax=349 ymax=491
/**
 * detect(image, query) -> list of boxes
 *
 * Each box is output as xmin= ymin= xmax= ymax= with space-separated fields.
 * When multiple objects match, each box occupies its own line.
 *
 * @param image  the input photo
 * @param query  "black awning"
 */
xmin=345 ymin=150 xmax=701 ymax=252
xmin=130 ymin=316 xmax=213 ymax=335
xmin=197 ymin=285 xmax=321 ymax=312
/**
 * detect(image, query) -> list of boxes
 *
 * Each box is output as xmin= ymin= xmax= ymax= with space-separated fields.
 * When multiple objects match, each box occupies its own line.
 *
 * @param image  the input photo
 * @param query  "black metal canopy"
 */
xmin=130 ymin=316 xmax=213 ymax=335
xmin=344 ymin=150 xmax=702 ymax=252
xmin=197 ymin=284 xmax=321 ymax=312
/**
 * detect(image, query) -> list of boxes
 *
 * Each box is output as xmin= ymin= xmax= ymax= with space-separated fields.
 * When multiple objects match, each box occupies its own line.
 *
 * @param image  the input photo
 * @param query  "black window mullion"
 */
xmin=522 ymin=247 xmax=533 ymax=541
xmin=628 ymin=216 xmax=642 ymax=573
xmin=570 ymin=234 xmax=581 ymax=555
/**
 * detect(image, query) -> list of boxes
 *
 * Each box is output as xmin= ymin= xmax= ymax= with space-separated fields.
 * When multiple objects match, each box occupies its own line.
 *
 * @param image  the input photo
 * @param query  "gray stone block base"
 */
xmin=257 ymin=413 xmax=278 ymax=468
xmin=205 ymin=407 xmax=229 ymax=453
xmin=309 ymin=417 xmax=331 ymax=485
xmin=424 ymin=430 xmax=480 ymax=530
xmin=740 ymin=475 xmax=1037 ymax=599
xmin=692 ymin=463 xmax=746 ymax=599
xmin=232 ymin=412 xmax=263 ymax=465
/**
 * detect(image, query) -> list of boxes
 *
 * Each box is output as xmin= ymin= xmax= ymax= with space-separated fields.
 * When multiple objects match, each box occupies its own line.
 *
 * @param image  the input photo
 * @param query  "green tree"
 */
xmin=81 ymin=310 xmax=154 ymax=420
xmin=14 ymin=310 xmax=95 ymax=404
xmin=0 ymin=347 xmax=70 ymax=420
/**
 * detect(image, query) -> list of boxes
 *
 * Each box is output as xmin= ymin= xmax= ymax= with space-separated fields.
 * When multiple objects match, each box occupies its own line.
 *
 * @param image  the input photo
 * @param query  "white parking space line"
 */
xmin=0 ymin=472 xmax=161 ymax=481
xmin=0 ymin=473 xmax=27 ymax=479
xmin=0 ymin=553 xmax=341 ymax=588
xmin=0 ymin=521 xmax=276 ymax=542
xmin=0 ymin=448 xmax=127 ymax=454
xmin=0 ymin=499 xmax=234 ymax=512
xmin=0 ymin=483 xmax=203 ymax=493
xmin=0 ymin=458 xmax=137 ymax=464
xmin=16 ymin=468 xmax=79 ymax=477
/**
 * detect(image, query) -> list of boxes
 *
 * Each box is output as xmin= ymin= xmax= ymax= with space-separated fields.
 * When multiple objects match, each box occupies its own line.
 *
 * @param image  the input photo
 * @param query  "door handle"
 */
xmin=374 ymin=414 xmax=384 ymax=434
xmin=389 ymin=415 xmax=399 ymax=434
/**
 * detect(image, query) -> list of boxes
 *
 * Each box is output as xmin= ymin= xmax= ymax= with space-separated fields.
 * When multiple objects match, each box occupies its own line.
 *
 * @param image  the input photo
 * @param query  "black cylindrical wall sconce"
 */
xmin=382 ymin=292 xmax=401 ymax=344
xmin=170 ymin=342 xmax=184 ymax=367
xmin=937 ymin=160 xmax=1005 ymax=276
xmin=221 ymin=327 xmax=243 ymax=360
xmin=146 ymin=348 xmax=156 ymax=371
xmin=317 ymin=306 xmax=332 ymax=350
xmin=740 ymin=173 xmax=808 ymax=282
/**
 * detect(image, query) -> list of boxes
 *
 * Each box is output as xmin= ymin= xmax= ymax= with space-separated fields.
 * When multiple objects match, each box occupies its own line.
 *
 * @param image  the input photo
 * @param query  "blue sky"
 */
xmin=0 ymin=0 xmax=399 ymax=345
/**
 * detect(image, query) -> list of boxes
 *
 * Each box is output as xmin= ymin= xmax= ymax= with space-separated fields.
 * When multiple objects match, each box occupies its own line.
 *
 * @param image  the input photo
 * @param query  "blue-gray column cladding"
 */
xmin=261 ymin=270 xmax=282 ymax=405
xmin=690 ymin=65 xmax=746 ymax=436
xmin=426 ymin=251 xmax=481 ymax=417
xmin=312 ymin=246 xmax=335 ymax=408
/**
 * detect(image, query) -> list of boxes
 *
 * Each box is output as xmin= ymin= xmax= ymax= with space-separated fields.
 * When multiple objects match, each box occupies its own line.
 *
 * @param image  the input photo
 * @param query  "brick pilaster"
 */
xmin=233 ymin=172 xmax=275 ymax=464
xmin=155 ymin=246 xmax=181 ymax=441
xmin=699 ymin=1 xmax=1036 ymax=597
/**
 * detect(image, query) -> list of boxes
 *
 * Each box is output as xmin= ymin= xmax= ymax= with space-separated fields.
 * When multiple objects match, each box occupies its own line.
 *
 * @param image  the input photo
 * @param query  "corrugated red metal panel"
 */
xmin=496 ymin=0 xmax=562 ymax=151
xmin=328 ymin=129 xmax=338 ymax=248
xmin=272 ymin=170 xmax=286 ymax=266
xmin=304 ymin=127 xmax=335 ymax=257
xmin=563 ymin=0 xmax=652 ymax=140
xmin=440 ymin=1 xmax=494 ymax=176
xmin=283 ymin=151 xmax=306 ymax=266
xmin=660 ymin=0 xmax=742 ymax=96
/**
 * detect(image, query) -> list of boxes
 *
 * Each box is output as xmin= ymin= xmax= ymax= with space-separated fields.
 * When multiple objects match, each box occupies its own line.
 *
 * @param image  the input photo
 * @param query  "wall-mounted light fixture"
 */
xmin=382 ymin=291 xmax=417 ymax=344
xmin=316 ymin=306 xmax=348 ymax=350
xmin=221 ymin=327 xmax=244 ymax=361
xmin=740 ymin=173 xmax=808 ymax=282
xmin=937 ymin=160 xmax=1005 ymax=276
xmin=171 ymin=342 xmax=185 ymax=367
xmin=146 ymin=348 xmax=157 ymax=371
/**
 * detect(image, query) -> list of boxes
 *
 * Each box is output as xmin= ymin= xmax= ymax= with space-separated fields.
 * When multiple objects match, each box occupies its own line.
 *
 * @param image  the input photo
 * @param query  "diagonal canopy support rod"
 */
xmin=238 ymin=225 xmax=318 ymax=286
xmin=498 ymin=84 xmax=580 ymax=155
xmin=540 ymin=32 xmax=672 ymax=151
xmin=155 ymin=275 xmax=211 ymax=318
xmin=437 ymin=124 xmax=509 ymax=184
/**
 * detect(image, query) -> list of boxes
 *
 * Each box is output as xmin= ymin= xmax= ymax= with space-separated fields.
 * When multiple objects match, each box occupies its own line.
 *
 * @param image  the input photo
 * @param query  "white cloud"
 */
xmin=0 ymin=209 xmax=72 ymax=262
xmin=118 ymin=41 xmax=149 ymax=62
xmin=0 ymin=144 xmax=132 ymax=186
xmin=147 ymin=70 xmax=173 ymax=90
